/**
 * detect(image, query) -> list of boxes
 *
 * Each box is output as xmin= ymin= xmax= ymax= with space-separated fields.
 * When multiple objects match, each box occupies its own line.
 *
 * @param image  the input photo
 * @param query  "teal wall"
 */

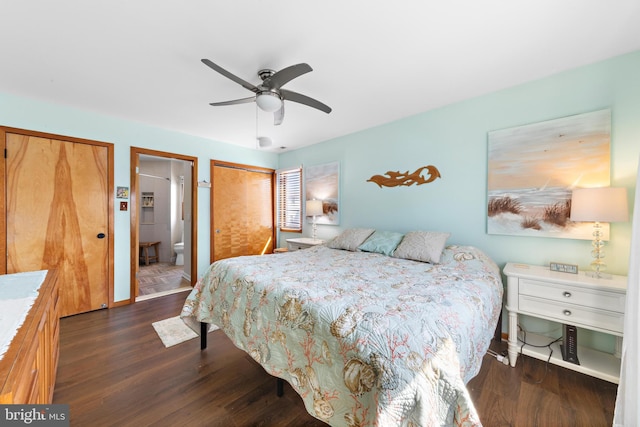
xmin=0 ymin=92 xmax=278 ymax=302
xmin=1 ymin=50 xmax=638 ymax=349
xmin=280 ymin=50 xmax=640 ymax=277
xmin=279 ymin=51 xmax=640 ymax=349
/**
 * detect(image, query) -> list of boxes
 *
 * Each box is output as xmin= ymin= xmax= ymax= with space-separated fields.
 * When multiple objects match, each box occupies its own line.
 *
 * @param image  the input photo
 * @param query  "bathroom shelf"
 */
xmin=142 ymin=192 xmax=155 ymax=207
xmin=141 ymin=192 xmax=155 ymax=223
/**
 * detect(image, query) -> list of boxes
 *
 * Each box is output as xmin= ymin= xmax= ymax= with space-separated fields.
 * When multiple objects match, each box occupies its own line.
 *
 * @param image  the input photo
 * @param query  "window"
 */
xmin=277 ymin=166 xmax=302 ymax=232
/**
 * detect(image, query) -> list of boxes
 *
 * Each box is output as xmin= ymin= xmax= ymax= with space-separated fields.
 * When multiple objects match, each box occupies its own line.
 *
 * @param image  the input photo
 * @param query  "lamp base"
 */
xmin=587 ymin=222 xmax=610 ymax=279
xmin=584 ymin=271 xmax=613 ymax=279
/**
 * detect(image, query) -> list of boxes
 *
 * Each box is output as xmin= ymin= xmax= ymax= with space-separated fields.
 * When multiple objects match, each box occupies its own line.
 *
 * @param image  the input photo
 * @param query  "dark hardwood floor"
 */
xmin=53 ymin=292 xmax=618 ymax=426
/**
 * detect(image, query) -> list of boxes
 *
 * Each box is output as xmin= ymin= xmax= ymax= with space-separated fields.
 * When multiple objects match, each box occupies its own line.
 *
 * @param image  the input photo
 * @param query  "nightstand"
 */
xmin=504 ymin=262 xmax=626 ymax=383
xmin=286 ymin=237 xmax=325 ymax=251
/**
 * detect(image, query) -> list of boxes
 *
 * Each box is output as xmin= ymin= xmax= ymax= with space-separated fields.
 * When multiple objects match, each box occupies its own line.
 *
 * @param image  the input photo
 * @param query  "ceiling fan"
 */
xmin=201 ymin=59 xmax=332 ymax=125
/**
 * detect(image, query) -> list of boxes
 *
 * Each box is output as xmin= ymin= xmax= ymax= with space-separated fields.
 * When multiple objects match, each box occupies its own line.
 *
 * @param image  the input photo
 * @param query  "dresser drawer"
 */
xmin=286 ymin=238 xmax=324 ymax=251
xmin=519 ymin=295 xmax=624 ymax=334
xmin=520 ymin=279 xmax=625 ymax=313
xmin=288 ymin=242 xmax=308 ymax=251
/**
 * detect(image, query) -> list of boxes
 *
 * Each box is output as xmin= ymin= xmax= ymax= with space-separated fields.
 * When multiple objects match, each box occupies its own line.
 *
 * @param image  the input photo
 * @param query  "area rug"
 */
xmin=152 ymin=316 xmax=219 ymax=348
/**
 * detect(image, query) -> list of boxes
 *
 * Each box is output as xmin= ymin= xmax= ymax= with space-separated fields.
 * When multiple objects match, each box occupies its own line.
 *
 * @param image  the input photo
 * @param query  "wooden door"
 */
xmin=212 ymin=162 xmax=274 ymax=262
xmin=246 ymin=171 xmax=274 ymax=254
xmin=6 ymin=133 xmax=110 ymax=317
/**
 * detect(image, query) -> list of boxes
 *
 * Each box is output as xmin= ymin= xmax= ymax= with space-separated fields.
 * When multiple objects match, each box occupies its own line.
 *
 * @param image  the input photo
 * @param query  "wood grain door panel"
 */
xmin=212 ymin=166 xmax=246 ymax=260
xmin=6 ymin=133 xmax=109 ymax=317
xmin=212 ymin=162 xmax=274 ymax=262
xmin=246 ymin=171 xmax=274 ymax=255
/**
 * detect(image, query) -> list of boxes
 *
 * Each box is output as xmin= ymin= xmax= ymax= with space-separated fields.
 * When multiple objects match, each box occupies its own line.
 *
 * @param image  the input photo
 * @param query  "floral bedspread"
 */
xmin=181 ymin=245 xmax=503 ymax=426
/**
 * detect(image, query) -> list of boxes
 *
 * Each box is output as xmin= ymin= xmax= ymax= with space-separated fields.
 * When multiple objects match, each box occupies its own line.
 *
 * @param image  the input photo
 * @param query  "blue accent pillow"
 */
xmin=357 ymin=230 xmax=405 ymax=256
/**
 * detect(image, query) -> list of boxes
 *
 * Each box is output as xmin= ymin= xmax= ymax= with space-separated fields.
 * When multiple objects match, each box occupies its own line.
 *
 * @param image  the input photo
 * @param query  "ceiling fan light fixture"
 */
xmin=256 ymin=92 xmax=282 ymax=112
xmin=202 ymin=60 xmax=331 ymax=126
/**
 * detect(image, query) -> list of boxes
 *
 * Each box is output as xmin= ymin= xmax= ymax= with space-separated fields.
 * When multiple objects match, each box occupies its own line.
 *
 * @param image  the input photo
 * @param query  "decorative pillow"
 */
xmin=327 ymin=228 xmax=375 ymax=251
xmin=392 ymin=231 xmax=451 ymax=263
xmin=357 ymin=230 xmax=405 ymax=256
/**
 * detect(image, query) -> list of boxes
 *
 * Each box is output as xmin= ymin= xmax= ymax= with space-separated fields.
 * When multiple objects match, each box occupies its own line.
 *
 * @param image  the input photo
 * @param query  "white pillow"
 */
xmin=327 ymin=228 xmax=375 ymax=251
xmin=392 ymin=231 xmax=451 ymax=263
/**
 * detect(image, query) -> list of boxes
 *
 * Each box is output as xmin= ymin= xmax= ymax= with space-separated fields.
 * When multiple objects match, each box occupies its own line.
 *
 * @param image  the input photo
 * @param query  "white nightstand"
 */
xmin=504 ymin=262 xmax=626 ymax=383
xmin=286 ymin=237 xmax=325 ymax=251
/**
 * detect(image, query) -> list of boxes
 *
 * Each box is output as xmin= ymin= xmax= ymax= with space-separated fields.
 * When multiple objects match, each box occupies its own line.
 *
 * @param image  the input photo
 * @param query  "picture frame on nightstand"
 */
xmin=549 ymin=262 xmax=578 ymax=274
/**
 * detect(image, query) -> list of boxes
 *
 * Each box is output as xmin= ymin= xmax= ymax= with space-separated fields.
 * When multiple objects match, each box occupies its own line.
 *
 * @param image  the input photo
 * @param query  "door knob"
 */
xmin=97 ymin=233 xmax=106 ymax=239
xmin=215 ymin=229 xmax=221 ymax=234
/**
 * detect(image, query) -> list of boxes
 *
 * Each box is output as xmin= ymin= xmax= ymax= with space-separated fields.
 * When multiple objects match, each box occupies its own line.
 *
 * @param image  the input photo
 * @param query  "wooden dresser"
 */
xmin=0 ymin=270 xmax=60 ymax=403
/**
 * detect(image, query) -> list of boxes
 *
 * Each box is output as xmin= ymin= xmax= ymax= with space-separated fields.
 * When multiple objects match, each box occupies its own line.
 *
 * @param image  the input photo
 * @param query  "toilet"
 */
xmin=174 ymin=242 xmax=184 ymax=266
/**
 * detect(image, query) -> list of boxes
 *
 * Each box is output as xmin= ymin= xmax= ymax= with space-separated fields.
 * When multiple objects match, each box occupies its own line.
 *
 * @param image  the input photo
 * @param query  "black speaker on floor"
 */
xmin=561 ymin=324 xmax=580 ymax=365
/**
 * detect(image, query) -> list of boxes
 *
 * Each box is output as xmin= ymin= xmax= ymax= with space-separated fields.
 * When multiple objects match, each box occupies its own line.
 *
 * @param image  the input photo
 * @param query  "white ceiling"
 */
xmin=2 ymin=1 xmax=640 ymax=152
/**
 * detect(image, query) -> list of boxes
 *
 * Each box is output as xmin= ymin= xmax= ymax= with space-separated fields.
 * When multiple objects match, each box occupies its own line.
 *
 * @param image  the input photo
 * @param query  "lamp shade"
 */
xmin=256 ymin=92 xmax=282 ymax=112
xmin=306 ymin=199 xmax=323 ymax=217
xmin=570 ymin=187 xmax=629 ymax=222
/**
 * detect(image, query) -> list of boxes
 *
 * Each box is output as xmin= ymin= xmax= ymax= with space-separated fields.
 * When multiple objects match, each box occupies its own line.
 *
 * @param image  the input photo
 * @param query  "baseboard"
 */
xmin=136 ymin=286 xmax=191 ymax=302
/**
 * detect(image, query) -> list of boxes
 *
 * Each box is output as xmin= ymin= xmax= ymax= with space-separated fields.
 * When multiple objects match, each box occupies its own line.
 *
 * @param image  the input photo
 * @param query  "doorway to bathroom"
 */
xmin=130 ymin=148 xmax=198 ymax=302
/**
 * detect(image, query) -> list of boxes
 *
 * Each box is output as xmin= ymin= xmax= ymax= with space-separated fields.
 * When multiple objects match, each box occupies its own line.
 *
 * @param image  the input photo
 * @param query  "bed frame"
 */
xmin=201 ymin=321 xmax=284 ymax=396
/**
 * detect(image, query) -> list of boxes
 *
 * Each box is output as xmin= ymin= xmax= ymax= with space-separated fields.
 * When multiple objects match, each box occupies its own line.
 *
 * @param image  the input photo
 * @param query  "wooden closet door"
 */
xmin=6 ymin=133 xmax=109 ymax=317
xmin=246 ymin=171 xmax=274 ymax=255
xmin=213 ymin=166 xmax=246 ymax=260
xmin=212 ymin=162 xmax=274 ymax=262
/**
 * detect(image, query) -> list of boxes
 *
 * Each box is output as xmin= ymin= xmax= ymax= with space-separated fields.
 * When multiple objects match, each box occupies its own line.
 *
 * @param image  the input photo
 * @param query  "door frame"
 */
xmin=1 ymin=126 xmax=115 ymax=307
xmin=130 ymin=147 xmax=198 ymax=303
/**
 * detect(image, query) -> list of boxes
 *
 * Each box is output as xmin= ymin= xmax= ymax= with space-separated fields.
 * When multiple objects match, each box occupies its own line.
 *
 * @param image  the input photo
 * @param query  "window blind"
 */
xmin=277 ymin=167 xmax=302 ymax=232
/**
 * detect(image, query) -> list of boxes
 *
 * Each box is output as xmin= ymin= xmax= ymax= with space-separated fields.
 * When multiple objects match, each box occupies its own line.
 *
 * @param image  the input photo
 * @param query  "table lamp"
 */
xmin=306 ymin=199 xmax=323 ymax=241
xmin=570 ymin=187 xmax=628 ymax=278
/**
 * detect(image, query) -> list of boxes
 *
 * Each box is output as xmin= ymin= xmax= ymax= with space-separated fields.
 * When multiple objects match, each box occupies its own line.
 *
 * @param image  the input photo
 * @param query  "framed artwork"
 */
xmin=305 ymin=161 xmax=340 ymax=225
xmin=487 ymin=109 xmax=611 ymax=240
xmin=116 ymin=186 xmax=129 ymax=199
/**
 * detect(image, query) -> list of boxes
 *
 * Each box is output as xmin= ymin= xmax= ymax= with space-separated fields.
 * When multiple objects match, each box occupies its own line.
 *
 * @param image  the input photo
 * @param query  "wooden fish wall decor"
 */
xmin=367 ymin=165 xmax=441 ymax=188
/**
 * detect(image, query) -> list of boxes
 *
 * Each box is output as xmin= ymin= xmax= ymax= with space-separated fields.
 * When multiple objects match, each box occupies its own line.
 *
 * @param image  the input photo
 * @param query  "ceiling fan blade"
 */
xmin=264 ymin=63 xmax=312 ymax=90
xmin=280 ymin=89 xmax=332 ymax=114
xmin=274 ymin=104 xmax=284 ymax=126
xmin=201 ymin=59 xmax=259 ymax=93
xmin=209 ymin=96 xmax=255 ymax=106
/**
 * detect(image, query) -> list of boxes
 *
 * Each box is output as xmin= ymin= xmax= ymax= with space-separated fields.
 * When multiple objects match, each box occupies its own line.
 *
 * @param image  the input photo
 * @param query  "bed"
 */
xmin=181 ymin=229 xmax=503 ymax=426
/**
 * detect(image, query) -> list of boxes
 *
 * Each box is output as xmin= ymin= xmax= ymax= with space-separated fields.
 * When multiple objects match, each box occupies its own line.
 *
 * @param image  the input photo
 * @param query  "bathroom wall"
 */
xmin=139 ymin=160 xmax=172 ymax=262
xmin=170 ymin=159 xmax=193 ymax=280
xmin=169 ymin=160 xmax=184 ymax=257
xmin=182 ymin=160 xmax=193 ymax=280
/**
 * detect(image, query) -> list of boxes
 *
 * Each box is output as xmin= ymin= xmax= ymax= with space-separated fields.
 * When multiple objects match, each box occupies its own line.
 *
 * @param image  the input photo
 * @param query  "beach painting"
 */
xmin=305 ymin=161 xmax=340 ymax=225
xmin=487 ymin=109 xmax=611 ymax=240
